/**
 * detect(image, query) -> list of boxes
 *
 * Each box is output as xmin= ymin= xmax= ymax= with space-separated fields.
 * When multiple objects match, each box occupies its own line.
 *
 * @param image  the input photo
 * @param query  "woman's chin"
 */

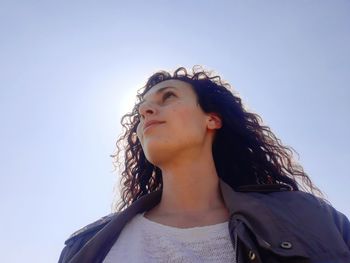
xmin=145 ymin=153 xmax=165 ymax=166
xmin=144 ymin=148 xmax=172 ymax=167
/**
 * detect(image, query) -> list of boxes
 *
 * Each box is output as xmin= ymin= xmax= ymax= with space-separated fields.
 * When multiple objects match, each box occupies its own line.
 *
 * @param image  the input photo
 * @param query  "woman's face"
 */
xmin=136 ymin=79 xmax=221 ymax=166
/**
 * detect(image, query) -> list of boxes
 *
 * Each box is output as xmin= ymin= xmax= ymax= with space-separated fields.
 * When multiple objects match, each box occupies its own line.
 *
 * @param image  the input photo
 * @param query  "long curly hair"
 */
xmin=111 ymin=66 xmax=324 ymax=211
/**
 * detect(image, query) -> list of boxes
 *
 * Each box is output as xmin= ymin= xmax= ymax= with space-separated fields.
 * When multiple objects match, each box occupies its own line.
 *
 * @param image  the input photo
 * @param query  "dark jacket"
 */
xmin=59 ymin=180 xmax=350 ymax=263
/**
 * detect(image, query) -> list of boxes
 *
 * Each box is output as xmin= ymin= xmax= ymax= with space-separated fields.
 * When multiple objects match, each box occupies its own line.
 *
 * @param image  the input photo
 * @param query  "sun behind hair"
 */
xmin=111 ymin=66 xmax=324 ymax=211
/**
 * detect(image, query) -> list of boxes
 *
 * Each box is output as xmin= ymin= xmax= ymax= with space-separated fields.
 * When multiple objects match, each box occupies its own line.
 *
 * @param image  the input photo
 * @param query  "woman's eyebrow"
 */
xmin=139 ymin=86 xmax=178 ymax=106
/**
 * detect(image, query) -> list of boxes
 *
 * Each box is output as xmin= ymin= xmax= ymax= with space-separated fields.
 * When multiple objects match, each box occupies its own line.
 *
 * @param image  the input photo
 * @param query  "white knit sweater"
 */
xmin=103 ymin=212 xmax=236 ymax=263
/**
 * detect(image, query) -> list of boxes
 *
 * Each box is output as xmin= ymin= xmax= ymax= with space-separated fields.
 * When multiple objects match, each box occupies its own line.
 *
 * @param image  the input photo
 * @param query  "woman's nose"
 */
xmin=138 ymin=101 xmax=156 ymax=119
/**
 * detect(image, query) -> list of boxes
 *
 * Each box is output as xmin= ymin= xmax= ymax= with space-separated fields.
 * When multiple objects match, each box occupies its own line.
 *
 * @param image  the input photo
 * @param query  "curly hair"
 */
xmin=111 ymin=66 xmax=324 ymax=211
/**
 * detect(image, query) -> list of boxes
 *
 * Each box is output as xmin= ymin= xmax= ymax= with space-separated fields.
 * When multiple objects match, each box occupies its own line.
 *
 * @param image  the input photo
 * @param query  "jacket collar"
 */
xmin=69 ymin=180 xmax=291 ymax=262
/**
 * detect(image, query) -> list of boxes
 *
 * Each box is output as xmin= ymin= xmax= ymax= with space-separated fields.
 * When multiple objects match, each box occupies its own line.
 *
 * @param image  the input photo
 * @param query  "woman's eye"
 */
xmin=163 ymin=91 xmax=175 ymax=101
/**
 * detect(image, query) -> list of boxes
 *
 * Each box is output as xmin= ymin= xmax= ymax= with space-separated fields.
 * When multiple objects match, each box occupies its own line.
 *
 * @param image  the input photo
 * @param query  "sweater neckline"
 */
xmin=139 ymin=212 xmax=229 ymax=232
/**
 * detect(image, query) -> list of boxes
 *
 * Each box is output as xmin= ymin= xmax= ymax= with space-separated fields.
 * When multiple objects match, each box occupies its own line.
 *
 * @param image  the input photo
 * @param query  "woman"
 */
xmin=59 ymin=67 xmax=350 ymax=263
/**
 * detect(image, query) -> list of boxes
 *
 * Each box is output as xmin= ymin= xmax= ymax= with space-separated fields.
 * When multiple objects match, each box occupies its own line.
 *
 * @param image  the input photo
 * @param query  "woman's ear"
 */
xmin=207 ymin=113 xmax=222 ymax=130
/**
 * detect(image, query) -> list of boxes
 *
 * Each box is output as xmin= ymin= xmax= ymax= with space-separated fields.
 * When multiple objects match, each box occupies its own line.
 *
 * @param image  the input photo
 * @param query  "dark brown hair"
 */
xmin=111 ymin=66 xmax=324 ymax=211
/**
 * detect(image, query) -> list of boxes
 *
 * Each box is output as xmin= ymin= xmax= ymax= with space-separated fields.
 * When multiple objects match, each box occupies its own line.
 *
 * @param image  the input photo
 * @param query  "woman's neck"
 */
xmin=154 ymin=154 xmax=227 ymax=217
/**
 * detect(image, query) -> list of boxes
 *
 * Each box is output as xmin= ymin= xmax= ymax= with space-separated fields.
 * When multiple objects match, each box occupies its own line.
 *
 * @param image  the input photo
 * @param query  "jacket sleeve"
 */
xmin=57 ymin=213 xmax=117 ymax=262
xmin=58 ymin=245 xmax=69 ymax=263
xmin=323 ymin=201 xmax=350 ymax=250
xmin=333 ymin=209 xmax=350 ymax=249
xmin=58 ymin=242 xmax=75 ymax=263
xmin=58 ymin=232 xmax=95 ymax=263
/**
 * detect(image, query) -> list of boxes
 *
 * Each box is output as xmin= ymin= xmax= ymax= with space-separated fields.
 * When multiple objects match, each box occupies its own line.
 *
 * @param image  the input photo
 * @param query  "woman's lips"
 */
xmin=143 ymin=121 xmax=165 ymax=132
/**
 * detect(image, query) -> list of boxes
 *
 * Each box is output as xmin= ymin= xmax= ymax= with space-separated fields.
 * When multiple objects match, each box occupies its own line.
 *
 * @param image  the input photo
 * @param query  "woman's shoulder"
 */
xmin=236 ymin=185 xmax=349 ymax=230
xmin=59 ymin=212 xmax=120 ymax=263
xmin=65 ymin=212 xmax=120 ymax=245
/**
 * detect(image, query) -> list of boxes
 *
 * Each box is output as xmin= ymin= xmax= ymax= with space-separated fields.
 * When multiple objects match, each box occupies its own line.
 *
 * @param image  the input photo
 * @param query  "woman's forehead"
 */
xmin=143 ymin=79 xmax=193 ymax=98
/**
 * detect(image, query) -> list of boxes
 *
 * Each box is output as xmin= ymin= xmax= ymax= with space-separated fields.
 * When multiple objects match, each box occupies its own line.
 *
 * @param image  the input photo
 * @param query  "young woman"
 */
xmin=59 ymin=67 xmax=350 ymax=263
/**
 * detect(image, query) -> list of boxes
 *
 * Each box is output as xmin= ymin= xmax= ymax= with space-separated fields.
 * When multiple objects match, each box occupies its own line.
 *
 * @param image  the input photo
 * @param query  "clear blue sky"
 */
xmin=1 ymin=1 xmax=349 ymax=262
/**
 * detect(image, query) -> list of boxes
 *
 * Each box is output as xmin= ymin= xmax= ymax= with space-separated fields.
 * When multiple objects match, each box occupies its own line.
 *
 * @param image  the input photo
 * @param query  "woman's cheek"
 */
xmin=136 ymin=124 xmax=143 ymax=142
